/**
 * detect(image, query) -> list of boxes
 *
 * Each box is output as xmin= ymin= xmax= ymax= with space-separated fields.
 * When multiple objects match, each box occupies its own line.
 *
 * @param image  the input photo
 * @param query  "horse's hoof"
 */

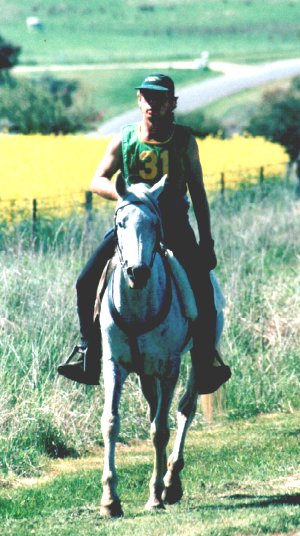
xmin=162 ymin=482 xmax=183 ymax=505
xmin=100 ymin=499 xmax=124 ymax=518
xmin=144 ymin=499 xmax=165 ymax=511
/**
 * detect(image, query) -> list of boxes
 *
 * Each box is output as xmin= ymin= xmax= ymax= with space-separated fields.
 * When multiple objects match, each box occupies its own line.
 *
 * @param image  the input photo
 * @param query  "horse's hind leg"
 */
xmin=100 ymin=359 xmax=127 ymax=518
xmin=141 ymin=374 xmax=178 ymax=511
xmin=163 ymin=367 xmax=198 ymax=505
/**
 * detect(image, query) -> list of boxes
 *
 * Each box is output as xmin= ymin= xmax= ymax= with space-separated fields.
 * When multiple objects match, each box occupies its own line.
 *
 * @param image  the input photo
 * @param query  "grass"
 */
xmin=2 ymin=0 xmax=300 ymax=66
xmin=0 ymin=177 xmax=299 ymax=480
xmin=0 ymin=412 xmax=299 ymax=535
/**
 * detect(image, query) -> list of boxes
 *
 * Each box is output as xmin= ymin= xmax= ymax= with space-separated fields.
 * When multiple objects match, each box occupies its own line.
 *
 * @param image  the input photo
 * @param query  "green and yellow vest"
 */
xmin=121 ymin=123 xmax=192 ymax=197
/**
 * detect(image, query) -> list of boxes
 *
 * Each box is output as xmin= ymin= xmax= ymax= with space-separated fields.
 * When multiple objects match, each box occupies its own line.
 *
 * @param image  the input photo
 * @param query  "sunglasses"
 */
xmin=140 ymin=91 xmax=170 ymax=104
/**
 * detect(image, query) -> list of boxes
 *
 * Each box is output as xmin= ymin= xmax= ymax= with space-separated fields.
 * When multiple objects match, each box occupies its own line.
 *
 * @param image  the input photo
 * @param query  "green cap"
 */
xmin=136 ymin=74 xmax=175 ymax=96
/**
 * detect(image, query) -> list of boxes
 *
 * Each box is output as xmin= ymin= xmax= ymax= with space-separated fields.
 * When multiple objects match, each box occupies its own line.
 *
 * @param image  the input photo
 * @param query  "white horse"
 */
xmin=99 ymin=174 xmax=224 ymax=517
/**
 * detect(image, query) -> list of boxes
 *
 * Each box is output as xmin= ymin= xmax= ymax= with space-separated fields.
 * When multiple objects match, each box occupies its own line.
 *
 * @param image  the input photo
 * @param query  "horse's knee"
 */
xmin=101 ymin=413 xmax=120 ymax=439
xmin=150 ymin=422 xmax=170 ymax=448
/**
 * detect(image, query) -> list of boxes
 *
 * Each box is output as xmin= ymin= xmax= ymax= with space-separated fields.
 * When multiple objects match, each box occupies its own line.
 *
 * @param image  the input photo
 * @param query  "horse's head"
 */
xmin=114 ymin=174 xmax=168 ymax=289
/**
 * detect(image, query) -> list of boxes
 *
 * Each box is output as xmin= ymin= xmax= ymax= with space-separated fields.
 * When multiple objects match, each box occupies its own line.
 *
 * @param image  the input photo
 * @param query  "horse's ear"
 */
xmin=115 ymin=172 xmax=127 ymax=198
xmin=150 ymin=174 xmax=168 ymax=201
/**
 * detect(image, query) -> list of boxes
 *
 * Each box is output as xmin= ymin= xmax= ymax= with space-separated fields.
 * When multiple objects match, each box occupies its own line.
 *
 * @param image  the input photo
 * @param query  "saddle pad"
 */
xmin=165 ymin=250 xmax=226 ymax=320
xmin=93 ymin=256 xmax=117 ymax=322
xmin=165 ymin=249 xmax=198 ymax=321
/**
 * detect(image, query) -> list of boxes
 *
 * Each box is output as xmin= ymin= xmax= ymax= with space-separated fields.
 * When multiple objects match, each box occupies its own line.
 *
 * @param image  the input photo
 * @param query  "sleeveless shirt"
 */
xmin=121 ymin=123 xmax=192 ymax=197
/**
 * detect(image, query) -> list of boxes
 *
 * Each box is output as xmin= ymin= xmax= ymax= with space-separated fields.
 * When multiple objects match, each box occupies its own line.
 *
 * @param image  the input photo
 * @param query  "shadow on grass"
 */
xmin=190 ymin=492 xmax=300 ymax=510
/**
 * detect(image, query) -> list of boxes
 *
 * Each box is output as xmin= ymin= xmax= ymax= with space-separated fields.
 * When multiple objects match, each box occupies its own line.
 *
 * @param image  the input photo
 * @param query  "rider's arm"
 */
xmin=90 ymin=134 xmax=122 ymax=201
xmin=186 ymin=135 xmax=213 ymax=244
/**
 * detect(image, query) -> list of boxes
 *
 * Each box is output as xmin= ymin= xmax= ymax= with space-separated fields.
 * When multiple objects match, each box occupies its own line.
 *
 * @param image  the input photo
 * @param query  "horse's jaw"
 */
xmin=124 ymin=265 xmax=151 ymax=289
xmin=121 ymin=265 xmax=151 ymax=292
xmin=126 ymin=275 xmax=149 ymax=290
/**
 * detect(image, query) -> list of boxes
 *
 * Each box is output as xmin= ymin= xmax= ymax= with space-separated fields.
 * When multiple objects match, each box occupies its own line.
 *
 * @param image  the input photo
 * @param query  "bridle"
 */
xmin=114 ymin=191 xmax=165 ymax=274
xmin=109 ymin=190 xmax=172 ymax=373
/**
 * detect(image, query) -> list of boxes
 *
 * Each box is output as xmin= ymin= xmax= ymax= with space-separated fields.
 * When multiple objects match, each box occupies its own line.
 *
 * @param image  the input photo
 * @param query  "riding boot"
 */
xmin=190 ymin=314 xmax=231 ymax=395
xmin=188 ymin=264 xmax=231 ymax=394
xmin=57 ymin=326 xmax=102 ymax=385
xmin=58 ymin=231 xmax=115 ymax=385
xmin=191 ymin=346 xmax=231 ymax=395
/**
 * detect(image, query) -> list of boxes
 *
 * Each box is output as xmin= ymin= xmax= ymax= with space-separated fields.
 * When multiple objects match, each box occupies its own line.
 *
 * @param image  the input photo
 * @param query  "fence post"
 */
xmin=84 ymin=191 xmax=93 ymax=236
xmin=220 ymin=172 xmax=225 ymax=204
xmin=32 ymin=198 xmax=37 ymax=243
xmin=259 ymin=166 xmax=265 ymax=197
xmin=85 ymin=191 xmax=93 ymax=218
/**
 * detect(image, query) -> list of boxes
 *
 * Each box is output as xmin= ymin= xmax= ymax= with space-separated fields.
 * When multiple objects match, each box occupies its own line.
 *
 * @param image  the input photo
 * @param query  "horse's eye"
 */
xmin=117 ymin=221 xmax=125 ymax=229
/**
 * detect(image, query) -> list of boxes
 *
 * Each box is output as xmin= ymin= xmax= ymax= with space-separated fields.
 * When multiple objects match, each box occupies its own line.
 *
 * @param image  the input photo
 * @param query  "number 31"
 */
xmin=139 ymin=150 xmax=169 ymax=180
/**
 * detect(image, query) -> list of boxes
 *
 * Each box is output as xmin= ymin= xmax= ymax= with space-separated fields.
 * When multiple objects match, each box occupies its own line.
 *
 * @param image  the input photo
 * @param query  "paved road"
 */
xmin=14 ymin=57 xmax=300 ymax=135
xmin=96 ymin=58 xmax=300 ymax=135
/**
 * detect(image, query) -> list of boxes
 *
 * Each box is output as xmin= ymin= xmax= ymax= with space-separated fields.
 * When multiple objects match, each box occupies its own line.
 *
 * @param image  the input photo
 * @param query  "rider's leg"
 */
xmin=76 ymin=229 xmax=115 ymax=345
xmin=164 ymin=223 xmax=231 ymax=394
xmin=58 ymin=229 xmax=115 ymax=385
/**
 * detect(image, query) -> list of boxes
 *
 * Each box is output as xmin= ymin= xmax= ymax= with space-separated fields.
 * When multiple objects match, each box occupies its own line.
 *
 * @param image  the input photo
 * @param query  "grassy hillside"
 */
xmin=2 ymin=0 xmax=300 ymax=65
xmin=0 ymin=178 xmax=299 ymax=477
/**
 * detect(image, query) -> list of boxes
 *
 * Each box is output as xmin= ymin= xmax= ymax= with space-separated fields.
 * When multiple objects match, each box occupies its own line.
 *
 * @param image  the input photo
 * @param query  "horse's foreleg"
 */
xmin=144 ymin=376 xmax=178 ymax=511
xmin=100 ymin=359 xmax=127 ymax=518
xmin=163 ymin=366 xmax=198 ymax=505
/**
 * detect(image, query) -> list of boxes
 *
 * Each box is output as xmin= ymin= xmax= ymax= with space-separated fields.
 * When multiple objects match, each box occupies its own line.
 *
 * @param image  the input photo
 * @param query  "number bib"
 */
xmin=121 ymin=123 xmax=192 ymax=195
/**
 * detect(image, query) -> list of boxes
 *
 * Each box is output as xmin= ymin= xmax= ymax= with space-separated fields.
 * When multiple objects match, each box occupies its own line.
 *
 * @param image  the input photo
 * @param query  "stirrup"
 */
xmin=57 ymin=345 xmax=100 ymax=385
xmin=62 ymin=345 xmax=86 ymax=366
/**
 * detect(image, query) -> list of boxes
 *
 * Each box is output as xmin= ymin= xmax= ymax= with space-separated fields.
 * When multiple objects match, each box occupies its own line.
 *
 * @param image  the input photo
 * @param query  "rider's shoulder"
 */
xmin=106 ymin=132 xmax=122 ymax=152
xmin=173 ymin=124 xmax=193 ymax=149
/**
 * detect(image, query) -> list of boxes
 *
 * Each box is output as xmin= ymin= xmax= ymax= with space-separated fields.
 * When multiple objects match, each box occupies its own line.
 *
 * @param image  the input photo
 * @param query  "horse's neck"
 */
xmin=115 ymin=254 xmax=167 ymax=323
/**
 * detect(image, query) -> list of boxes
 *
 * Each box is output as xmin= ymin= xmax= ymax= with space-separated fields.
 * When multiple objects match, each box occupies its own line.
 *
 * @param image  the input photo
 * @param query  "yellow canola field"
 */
xmin=0 ymin=134 xmax=288 ymax=215
xmin=199 ymin=134 xmax=288 ymax=190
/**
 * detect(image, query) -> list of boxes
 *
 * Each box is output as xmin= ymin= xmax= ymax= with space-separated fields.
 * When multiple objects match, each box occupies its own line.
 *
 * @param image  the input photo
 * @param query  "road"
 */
xmin=13 ymin=58 xmax=300 ymax=136
xmin=96 ymin=58 xmax=300 ymax=135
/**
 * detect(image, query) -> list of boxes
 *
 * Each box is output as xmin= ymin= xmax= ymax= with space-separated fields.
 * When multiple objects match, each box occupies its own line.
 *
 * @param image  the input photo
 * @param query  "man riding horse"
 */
xmin=58 ymin=73 xmax=231 ymax=394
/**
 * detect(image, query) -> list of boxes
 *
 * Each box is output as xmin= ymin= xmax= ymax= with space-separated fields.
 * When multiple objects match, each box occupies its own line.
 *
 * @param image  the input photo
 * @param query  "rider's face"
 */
xmin=138 ymin=90 xmax=175 ymax=121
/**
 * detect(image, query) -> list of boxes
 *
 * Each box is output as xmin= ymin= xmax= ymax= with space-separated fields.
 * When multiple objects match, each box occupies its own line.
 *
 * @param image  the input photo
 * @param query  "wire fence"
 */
xmin=0 ymin=161 xmax=290 ymax=241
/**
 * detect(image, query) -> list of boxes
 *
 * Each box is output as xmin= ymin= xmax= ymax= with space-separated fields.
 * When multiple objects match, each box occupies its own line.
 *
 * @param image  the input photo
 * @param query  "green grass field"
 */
xmin=2 ymin=0 xmax=300 ymax=66
xmin=0 ymin=412 xmax=299 ymax=535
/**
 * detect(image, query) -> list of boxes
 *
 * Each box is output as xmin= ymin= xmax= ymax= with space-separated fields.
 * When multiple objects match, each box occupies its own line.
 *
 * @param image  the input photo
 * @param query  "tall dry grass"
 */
xmin=0 ymin=178 xmax=299 ymax=476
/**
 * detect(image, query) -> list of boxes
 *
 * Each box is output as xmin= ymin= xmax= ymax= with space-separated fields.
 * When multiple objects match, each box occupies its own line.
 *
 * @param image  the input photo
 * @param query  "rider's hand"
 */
xmin=198 ymin=238 xmax=217 ymax=271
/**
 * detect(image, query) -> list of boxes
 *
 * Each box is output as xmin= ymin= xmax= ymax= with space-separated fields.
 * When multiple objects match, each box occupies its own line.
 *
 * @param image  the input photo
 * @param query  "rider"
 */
xmin=58 ymin=73 xmax=231 ymax=394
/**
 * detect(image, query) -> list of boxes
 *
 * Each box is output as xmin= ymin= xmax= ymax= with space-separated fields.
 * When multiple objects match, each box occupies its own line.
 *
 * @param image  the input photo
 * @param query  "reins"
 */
xmin=109 ymin=191 xmax=172 ymax=373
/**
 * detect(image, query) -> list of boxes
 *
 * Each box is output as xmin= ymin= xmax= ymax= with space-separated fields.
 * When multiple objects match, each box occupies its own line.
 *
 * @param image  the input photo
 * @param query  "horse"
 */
xmin=99 ymin=173 xmax=225 ymax=517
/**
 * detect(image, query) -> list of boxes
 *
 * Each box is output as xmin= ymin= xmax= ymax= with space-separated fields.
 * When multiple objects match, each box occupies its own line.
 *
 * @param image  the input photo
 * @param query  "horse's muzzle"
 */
xmin=127 ymin=264 xmax=151 ymax=289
